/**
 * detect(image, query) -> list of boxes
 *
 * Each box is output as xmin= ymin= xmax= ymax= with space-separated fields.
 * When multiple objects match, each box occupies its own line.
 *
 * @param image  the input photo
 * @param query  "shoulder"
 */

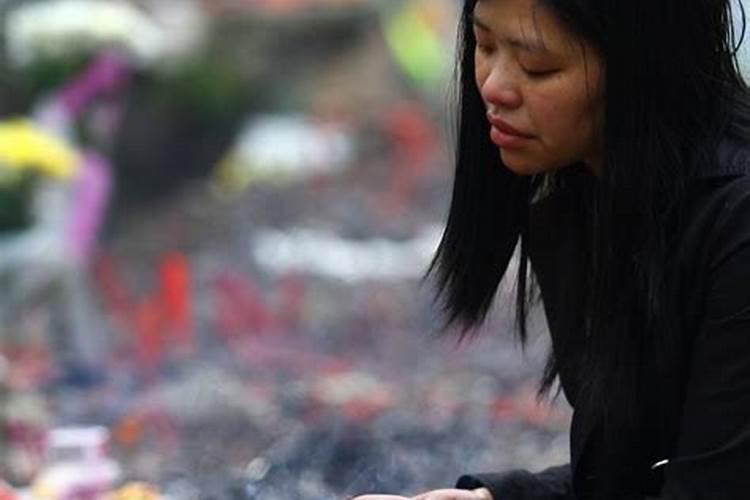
xmin=685 ymin=178 xmax=750 ymax=270
xmin=689 ymin=137 xmax=750 ymax=246
xmin=674 ymin=138 xmax=750 ymax=284
xmin=696 ymin=133 xmax=750 ymax=179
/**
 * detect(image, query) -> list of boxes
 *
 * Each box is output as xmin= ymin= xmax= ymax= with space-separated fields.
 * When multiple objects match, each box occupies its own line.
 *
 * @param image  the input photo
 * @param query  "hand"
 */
xmin=349 ymin=496 xmax=409 ymax=500
xmin=350 ymin=487 xmax=492 ymax=500
xmin=412 ymin=488 xmax=493 ymax=500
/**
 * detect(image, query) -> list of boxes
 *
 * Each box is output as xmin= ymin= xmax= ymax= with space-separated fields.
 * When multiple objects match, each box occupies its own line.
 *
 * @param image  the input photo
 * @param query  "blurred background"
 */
xmin=0 ymin=0 xmax=746 ymax=499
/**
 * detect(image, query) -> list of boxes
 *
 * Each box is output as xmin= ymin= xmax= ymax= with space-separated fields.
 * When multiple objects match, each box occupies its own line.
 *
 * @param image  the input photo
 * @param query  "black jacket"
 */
xmin=456 ymin=138 xmax=750 ymax=500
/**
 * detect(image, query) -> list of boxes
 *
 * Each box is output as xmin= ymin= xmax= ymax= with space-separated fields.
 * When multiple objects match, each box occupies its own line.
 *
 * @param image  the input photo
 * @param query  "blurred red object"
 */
xmin=490 ymin=385 xmax=571 ymax=430
xmin=158 ymin=252 xmax=193 ymax=352
xmin=275 ymin=272 xmax=305 ymax=331
xmin=95 ymin=251 xmax=198 ymax=373
xmin=0 ymin=479 xmax=17 ymax=500
xmin=377 ymin=100 xmax=438 ymax=217
xmin=93 ymin=253 xmax=134 ymax=335
xmin=214 ymin=272 xmax=277 ymax=342
xmin=134 ymin=296 xmax=164 ymax=377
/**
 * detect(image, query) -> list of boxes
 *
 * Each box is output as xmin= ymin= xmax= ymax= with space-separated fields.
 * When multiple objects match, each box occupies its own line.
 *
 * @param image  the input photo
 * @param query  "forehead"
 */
xmin=472 ymin=0 xmax=578 ymax=54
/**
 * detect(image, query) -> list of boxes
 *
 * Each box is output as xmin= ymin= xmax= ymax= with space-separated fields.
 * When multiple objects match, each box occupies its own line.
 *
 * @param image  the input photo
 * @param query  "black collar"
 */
xmin=697 ymin=135 xmax=750 ymax=179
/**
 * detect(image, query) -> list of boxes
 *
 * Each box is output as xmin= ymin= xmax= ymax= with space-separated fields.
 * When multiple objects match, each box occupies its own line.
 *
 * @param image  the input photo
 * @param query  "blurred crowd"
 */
xmin=0 ymin=0 xmax=578 ymax=498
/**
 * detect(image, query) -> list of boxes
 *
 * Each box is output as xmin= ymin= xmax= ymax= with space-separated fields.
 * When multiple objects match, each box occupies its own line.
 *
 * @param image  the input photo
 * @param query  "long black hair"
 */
xmin=428 ymin=0 xmax=750 ymax=489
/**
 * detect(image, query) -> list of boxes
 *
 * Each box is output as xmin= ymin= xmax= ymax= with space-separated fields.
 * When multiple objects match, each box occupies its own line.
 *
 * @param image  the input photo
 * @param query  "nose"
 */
xmin=479 ymin=65 xmax=522 ymax=112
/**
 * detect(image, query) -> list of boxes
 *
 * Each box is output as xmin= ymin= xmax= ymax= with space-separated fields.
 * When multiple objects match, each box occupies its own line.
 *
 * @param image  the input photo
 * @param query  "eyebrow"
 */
xmin=470 ymin=11 xmax=549 ymax=53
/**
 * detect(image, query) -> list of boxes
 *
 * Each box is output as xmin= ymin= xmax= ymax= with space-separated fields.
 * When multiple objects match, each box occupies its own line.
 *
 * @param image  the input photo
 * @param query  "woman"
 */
xmin=353 ymin=0 xmax=750 ymax=498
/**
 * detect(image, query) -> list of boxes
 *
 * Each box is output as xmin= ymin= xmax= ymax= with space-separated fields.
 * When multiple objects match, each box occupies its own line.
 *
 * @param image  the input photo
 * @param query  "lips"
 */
xmin=486 ymin=113 xmax=534 ymax=149
xmin=486 ymin=113 xmax=534 ymax=138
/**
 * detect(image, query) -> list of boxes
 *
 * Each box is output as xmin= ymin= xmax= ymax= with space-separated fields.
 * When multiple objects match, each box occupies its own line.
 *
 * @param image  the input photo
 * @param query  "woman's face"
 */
xmin=473 ymin=0 xmax=605 ymax=175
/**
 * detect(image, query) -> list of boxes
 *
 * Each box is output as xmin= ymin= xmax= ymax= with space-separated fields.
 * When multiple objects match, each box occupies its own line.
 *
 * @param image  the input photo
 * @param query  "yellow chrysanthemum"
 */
xmin=107 ymin=482 xmax=161 ymax=500
xmin=0 ymin=119 xmax=79 ymax=178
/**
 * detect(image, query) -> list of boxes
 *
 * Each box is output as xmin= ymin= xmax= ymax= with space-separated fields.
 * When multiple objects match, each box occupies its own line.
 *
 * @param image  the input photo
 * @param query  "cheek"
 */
xmin=528 ymin=85 xmax=597 ymax=140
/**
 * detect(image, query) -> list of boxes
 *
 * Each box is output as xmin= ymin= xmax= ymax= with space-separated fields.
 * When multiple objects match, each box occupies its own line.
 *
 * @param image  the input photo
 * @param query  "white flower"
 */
xmin=6 ymin=0 xmax=169 ymax=66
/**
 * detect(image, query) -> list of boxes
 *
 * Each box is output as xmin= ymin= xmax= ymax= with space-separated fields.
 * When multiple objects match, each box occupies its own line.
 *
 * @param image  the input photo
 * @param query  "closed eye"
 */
xmin=523 ymin=68 xmax=559 ymax=79
xmin=476 ymin=43 xmax=496 ymax=56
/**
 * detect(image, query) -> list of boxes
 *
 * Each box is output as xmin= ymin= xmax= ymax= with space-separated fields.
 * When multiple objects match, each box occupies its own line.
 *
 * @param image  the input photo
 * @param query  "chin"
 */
xmin=500 ymin=149 xmax=571 ymax=176
xmin=500 ymin=152 xmax=552 ymax=176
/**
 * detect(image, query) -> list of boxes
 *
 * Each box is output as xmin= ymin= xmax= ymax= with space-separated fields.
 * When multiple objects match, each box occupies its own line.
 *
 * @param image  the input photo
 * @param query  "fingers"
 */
xmin=349 ymin=487 xmax=490 ymax=500
xmin=471 ymin=488 xmax=493 ymax=500
xmin=411 ymin=488 xmax=488 ymax=500
xmin=349 ymin=496 xmax=410 ymax=500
